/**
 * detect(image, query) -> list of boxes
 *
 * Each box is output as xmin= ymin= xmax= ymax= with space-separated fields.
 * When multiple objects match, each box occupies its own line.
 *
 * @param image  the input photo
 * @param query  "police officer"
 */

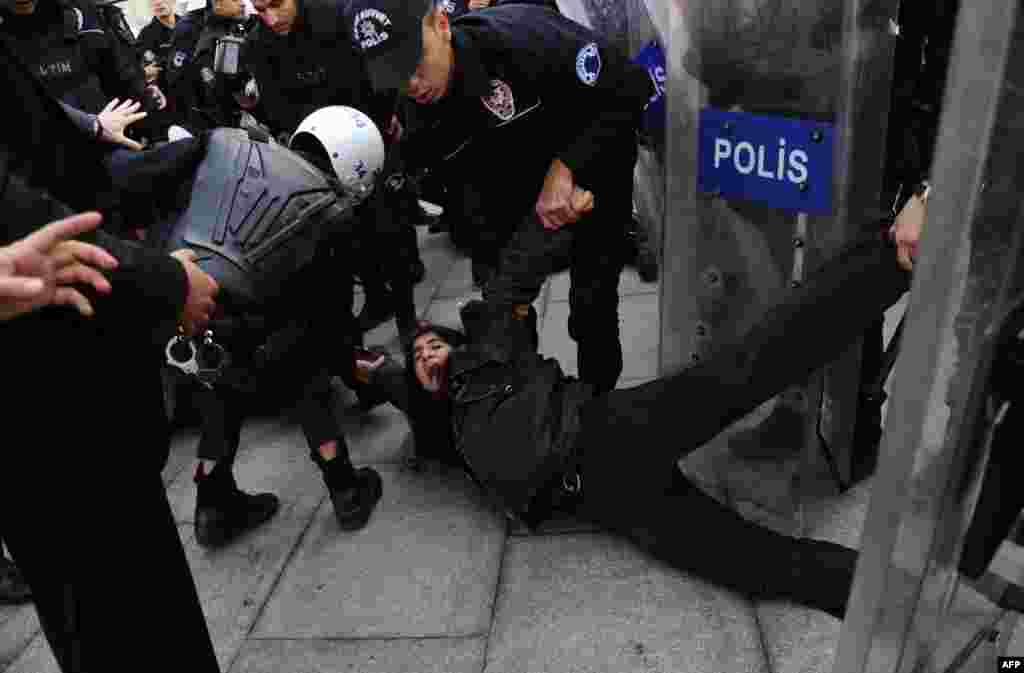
xmin=1 ymin=32 xmax=222 ymax=669
xmin=347 ymin=0 xmax=652 ymax=393
xmin=247 ymin=0 xmax=422 ymax=343
xmin=0 ymin=0 xmax=166 ymax=127
xmin=165 ymin=0 xmax=257 ymax=133
xmin=135 ymin=0 xmax=179 ymax=134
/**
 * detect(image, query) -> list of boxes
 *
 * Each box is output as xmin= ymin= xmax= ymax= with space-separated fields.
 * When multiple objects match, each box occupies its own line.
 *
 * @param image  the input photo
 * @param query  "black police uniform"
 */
xmin=136 ymin=13 xmax=179 ymax=134
xmin=246 ymin=0 xmax=421 ymax=339
xmin=137 ymin=13 xmax=177 ymax=63
xmin=0 ymin=0 xmax=153 ymax=114
xmin=166 ymin=7 xmax=257 ymax=132
xmin=0 ymin=37 xmax=220 ymax=671
xmin=402 ymin=4 xmax=652 ymax=393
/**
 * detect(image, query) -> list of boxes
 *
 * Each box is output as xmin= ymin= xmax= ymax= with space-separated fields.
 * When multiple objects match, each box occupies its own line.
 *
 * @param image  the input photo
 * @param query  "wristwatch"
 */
xmin=93 ymin=115 xmax=104 ymax=140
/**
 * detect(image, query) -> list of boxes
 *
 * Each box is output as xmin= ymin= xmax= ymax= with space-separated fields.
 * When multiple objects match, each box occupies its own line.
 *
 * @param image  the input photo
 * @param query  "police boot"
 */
xmin=0 ymin=556 xmax=32 ymax=605
xmin=313 ymin=454 xmax=383 ymax=532
xmin=194 ymin=461 xmax=281 ymax=549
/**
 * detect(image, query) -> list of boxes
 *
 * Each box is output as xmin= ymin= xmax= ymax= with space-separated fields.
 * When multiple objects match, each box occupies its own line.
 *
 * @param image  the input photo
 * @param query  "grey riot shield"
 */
xmin=163 ymin=128 xmax=361 ymax=307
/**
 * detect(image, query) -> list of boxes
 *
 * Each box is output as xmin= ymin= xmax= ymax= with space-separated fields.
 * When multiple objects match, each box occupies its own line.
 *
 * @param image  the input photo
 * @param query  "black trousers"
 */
xmin=196 ymin=370 xmax=342 ymax=464
xmin=574 ymin=234 xmax=910 ymax=618
xmin=1 ymin=472 xmax=220 ymax=672
xmin=484 ymin=208 xmax=628 ymax=394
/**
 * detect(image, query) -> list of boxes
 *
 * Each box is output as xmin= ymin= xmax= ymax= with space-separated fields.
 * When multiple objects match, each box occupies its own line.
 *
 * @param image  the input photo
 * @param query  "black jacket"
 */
xmin=244 ymin=0 xmax=394 ymax=137
xmin=401 ymin=3 xmax=651 ymax=227
xmin=0 ymin=0 xmax=150 ymax=113
xmin=166 ymin=10 xmax=257 ymax=131
xmin=367 ymin=301 xmax=593 ymax=525
xmin=1 ymin=38 xmax=189 ymax=476
xmin=136 ymin=15 xmax=178 ymax=89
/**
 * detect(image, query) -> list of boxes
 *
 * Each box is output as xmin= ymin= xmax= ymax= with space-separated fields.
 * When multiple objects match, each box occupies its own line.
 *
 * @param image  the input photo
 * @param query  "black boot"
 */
xmin=0 ymin=555 xmax=32 ymax=605
xmin=194 ymin=462 xmax=280 ymax=549
xmin=313 ymin=454 xmax=383 ymax=532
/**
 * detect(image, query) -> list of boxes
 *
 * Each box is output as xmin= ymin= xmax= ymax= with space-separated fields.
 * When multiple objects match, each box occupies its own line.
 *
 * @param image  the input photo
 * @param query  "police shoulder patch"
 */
xmin=480 ymin=79 xmax=515 ymax=121
xmin=575 ymin=42 xmax=601 ymax=86
xmin=353 ymin=8 xmax=391 ymax=51
xmin=173 ymin=50 xmax=188 ymax=68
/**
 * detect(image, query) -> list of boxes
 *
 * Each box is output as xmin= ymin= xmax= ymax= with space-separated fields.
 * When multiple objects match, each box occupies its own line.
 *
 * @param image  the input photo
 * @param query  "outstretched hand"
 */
xmin=0 ymin=211 xmax=118 ymax=321
xmin=98 ymin=98 xmax=148 ymax=151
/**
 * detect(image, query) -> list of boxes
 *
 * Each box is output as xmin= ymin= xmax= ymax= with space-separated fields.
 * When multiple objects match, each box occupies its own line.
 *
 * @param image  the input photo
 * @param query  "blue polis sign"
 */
xmin=632 ymin=41 xmax=666 ymax=140
xmin=698 ymin=109 xmax=835 ymax=215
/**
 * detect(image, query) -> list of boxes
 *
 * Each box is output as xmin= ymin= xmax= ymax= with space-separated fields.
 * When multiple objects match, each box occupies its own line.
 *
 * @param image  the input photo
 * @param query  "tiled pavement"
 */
xmin=1 ymin=228 xmax=1014 ymax=673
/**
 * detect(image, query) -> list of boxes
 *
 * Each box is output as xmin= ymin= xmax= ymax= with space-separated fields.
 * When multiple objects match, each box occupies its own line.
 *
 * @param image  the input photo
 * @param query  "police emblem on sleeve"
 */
xmin=353 ymin=9 xmax=391 ymax=50
xmin=441 ymin=0 xmax=456 ymax=13
xmin=173 ymin=50 xmax=187 ymax=68
xmin=576 ymin=42 xmax=601 ymax=86
xmin=480 ymin=79 xmax=515 ymax=121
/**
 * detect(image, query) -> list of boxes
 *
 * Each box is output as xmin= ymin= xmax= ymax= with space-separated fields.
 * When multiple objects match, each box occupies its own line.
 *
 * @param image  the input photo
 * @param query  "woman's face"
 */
xmin=413 ymin=331 xmax=452 ymax=393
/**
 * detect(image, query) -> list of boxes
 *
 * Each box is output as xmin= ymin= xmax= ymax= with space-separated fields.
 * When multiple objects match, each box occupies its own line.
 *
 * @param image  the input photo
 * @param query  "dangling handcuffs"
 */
xmin=165 ymin=328 xmax=231 ymax=389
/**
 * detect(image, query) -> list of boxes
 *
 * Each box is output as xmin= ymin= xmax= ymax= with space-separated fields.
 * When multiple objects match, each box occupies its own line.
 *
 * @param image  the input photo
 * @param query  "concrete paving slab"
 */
xmin=755 ymin=606 xmax=842 ymax=673
xmin=230 ymin=636 xmax=486 ymax=673
xmin=719 ymin=453 xmax=802 ymax=519
xmin=178 ymin=496 xmax=325 ymax=672
xmin=251 ymin=463 xmax=505 ymax=639
xmin=165 ymin=418 xmax=326 ymax=525
xmin=337 ymin=400 xmax=411 ymax=466
xmin=4 ymin=633 xmax=58 ymax=673
xmin=164 ymin=426 xmax=202 ymax=486
xmin=756 ymin=479 xmax=873 ymax=673
xmin=549 ymin=268 xmax=659 ymax=302
xmin=0 ymin=605 xmax=39 ymax=670
xmin=541 ymin=294 xmax=660 ymax=380
xmin=436 ymin=257 xmax=477 ymax=300
xmin=485 ymin=533 xmax=768 ymax=673
xmin=801 ymin=479 xmax=873 ymax=548
xmin=731 ymin=499 xmax=801 ymax=538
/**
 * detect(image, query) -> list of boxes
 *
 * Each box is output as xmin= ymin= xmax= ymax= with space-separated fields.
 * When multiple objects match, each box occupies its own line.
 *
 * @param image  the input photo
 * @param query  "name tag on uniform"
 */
xmin=698 ymin=109 xmax=834 ymax=215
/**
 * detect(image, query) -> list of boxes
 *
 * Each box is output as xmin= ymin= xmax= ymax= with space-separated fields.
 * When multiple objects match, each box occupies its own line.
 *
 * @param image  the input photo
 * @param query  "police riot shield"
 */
xmin=832 ymin=1 xmax=1024 ymax=670
xmin=652 ymin=0 xmax=902 ymax=506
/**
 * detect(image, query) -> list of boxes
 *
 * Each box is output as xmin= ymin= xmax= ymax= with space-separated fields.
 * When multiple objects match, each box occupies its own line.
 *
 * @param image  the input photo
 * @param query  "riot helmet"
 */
xmin=289 ymin=106 xmax=385 ymax=200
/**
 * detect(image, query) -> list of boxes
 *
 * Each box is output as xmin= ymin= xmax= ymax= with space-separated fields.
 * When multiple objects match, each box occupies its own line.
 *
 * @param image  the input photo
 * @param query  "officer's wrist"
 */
xmin=93 ymin=115 xmax=104 ymax=140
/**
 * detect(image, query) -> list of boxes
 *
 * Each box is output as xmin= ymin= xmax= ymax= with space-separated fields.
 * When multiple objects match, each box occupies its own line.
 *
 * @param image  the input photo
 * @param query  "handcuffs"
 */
xmin=165 ymin=328 xmax=231 ymax=389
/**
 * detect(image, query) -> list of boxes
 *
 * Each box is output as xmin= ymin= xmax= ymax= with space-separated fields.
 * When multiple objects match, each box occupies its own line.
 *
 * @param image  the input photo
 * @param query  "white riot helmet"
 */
xmin=289 ymin=106 xmax=385 ymax=200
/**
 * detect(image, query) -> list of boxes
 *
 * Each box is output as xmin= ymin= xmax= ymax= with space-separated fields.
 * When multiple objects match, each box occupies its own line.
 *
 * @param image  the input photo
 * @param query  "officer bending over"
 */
xmin=246 ymin=0 xmax=424 ymax=345
xmin=350 ymin=0 xmax=651 ymax=392
xmin=174 ymin=109 xmax=388 ymax=547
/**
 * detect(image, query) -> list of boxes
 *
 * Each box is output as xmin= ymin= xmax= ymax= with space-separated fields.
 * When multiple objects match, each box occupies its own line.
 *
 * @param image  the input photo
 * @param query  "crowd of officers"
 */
xmin=0 ymin=0 xmax=954 ymax=669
